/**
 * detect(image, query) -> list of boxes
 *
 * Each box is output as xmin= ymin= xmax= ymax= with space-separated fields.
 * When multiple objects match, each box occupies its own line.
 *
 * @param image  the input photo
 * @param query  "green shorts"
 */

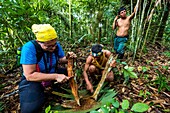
xmin=114 ymin=35 xmax=128 ymax=55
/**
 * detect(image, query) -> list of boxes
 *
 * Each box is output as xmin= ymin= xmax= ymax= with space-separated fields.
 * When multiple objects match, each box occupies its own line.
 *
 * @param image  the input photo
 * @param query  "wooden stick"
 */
xmin=0 ymin=89 xmax=19 ymax=99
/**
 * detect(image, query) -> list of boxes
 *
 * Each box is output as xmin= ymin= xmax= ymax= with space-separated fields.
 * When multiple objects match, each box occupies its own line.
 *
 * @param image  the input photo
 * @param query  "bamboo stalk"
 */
xmin=139 ymin=0 xmax=154 ymax=55
xmin=130 ymin=0 xmax=140 ymax=61
xmin=130 ymin=0 xmax=135 ymax=52
xmin=153 ymin=0 xmax=166 ymax=44
xmin=134 ymin=0 xmax=147 ymax=59
xmin=140 ymin=0 xmax=161 ymax=54
xmin=69 ymin=0 xmax=72 ymax=39
xmin=138 ymin=0 xmax=147 ymax=49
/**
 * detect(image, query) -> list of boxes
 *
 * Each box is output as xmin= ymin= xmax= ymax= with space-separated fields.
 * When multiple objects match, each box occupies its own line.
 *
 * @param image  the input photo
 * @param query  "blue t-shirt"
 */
xmin=20 ymin=41 xmax=65 ymax=74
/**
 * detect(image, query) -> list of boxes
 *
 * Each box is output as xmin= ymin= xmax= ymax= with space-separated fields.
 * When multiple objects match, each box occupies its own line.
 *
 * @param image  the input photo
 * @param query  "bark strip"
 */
xmin=67 ymin=54 xmax=80 ymax=106
xmin=92 ymin=54 xmax=116 ymax=100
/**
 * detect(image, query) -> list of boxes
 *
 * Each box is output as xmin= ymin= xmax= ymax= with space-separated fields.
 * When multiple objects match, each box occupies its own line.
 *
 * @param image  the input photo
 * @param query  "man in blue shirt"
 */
xmin=19 ymin=24 xmax=74 ymax=113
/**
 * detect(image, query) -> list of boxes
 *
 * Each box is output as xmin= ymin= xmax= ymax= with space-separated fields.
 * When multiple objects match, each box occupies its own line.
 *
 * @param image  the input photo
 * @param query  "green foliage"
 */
xmin=112 ymin=99 xmax=119 ymax=108
xmin=163 ymin=109 xmax=170 ymax=112
xmin=45 ymin=105 xmax=53 ymax=113
xmin=0 ymin=102 xmax=4 ymax=112
xmin=114 ymin=61 xmax=138 ymax=83
xmin=0 ymin=0 xmax=70 ymax=72
xmin=45 ymin=86 xmax=117 ymax=113
xmin=123 ymin=65 xmax=138 ymax=79
xmin=153 ymin=70 xmax=170 ymax=92
xmin=92 ymin=99 xmax=149 ymax=113
xmin=52 ymin=91 xmax=74 ymax=99
xmin=139 ymin=90 xmax=151 ymax=98
xmin=0 ymin=0 xmax=123 ymax=72
xmin=75 ymin=69 xmax=82 ymax=78
xmin=163 ymin=16 xmax=170 ymax=46
xmin=121 ymin=100 xmax=129 ymax=110
xmin=142 ymin=66 xmax=149 ymax=73
xmin=0 ymin=0 xmax=39 ymax=71
xmin=122 ymin=65 xmax=138 ymax=83
xmin=99 ymin=89 xmax=117 ymax=105
xmin=162 ymin=65 xmax=169 ymax=70
xmin=131 ymin=103 xmax=149 ymax=112
xmin=90 ymin=111 xmax=100 ymax=113
xmin=0 ymin=83 xmax=7 ymax=90
xmin=163 ymin=51 xmax=170 ymax=58
xmin=0 ymin=0 xmax=169 ymax=73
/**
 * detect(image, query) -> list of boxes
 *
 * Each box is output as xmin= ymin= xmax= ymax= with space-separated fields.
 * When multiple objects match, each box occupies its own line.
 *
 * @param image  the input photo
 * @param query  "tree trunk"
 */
xmin=98 ymin=26 xmax=102 ymax=43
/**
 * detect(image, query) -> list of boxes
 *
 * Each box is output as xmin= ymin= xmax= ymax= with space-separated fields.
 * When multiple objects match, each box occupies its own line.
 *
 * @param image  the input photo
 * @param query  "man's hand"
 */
xmin=113 ymin=16 xmax=119 ymax=30
xmin=86 ymin=82 xmax=94 ymax=93
xmin=56 ymin=74 xmax=72 ymax=83
xmin=114 ymin=15 xmax=119 ymax=21
xmin=66 ymin=52 xmax=77 ymax=59
xmin=110 ymin=60 xmax=116 ymax=67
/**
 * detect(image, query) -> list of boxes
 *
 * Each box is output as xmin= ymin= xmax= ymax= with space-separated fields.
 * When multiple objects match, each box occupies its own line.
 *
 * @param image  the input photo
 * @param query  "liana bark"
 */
xmin=91 ymin=54 xmax=116 ymax=100
xmin=67 ymin=55 xmax=80 ymax=106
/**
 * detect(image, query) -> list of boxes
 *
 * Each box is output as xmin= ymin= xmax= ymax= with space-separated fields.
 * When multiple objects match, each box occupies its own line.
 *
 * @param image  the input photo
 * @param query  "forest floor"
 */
xmin=0 ymin=43 xmax=170 ymax=113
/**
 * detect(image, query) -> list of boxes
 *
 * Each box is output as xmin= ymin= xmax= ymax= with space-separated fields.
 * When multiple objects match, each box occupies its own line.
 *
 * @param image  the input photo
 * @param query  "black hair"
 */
xmin=118 ymin=6 xmax=126 ymax=15
xmin=91 ymin=44 xmax=102 ymax=53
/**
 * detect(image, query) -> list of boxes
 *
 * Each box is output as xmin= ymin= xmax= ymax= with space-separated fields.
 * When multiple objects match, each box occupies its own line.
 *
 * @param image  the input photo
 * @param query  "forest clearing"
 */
xmin=0 ymin=0 xmax=170 ymax=113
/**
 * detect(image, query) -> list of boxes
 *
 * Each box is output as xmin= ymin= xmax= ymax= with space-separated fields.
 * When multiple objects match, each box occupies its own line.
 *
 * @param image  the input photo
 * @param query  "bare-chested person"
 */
xmin=83 ymin=44 xmax=116 ymax=93
xmin=112 ymin=2 xmax=139 ymax=59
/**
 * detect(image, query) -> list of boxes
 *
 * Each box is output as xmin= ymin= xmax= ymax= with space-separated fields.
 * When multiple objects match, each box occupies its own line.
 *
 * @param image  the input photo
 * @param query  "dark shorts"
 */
xmin=19 ymin=68 xmax=67 ymax=113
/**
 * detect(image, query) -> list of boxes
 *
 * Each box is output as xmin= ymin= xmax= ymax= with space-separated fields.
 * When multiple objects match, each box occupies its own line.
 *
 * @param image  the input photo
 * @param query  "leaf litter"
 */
xmin=0 ymin=44 xmax=169 ymax=112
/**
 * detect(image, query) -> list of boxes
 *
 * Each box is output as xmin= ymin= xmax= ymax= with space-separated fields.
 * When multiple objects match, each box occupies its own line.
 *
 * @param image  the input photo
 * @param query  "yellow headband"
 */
xmin=32 ymin=24 xmax=57 ymax=42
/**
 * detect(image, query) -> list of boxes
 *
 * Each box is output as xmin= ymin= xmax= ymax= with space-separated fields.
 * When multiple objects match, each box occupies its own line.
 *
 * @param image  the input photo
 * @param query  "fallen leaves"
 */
xmin=0 ymin=44 xmax=170 ymax=112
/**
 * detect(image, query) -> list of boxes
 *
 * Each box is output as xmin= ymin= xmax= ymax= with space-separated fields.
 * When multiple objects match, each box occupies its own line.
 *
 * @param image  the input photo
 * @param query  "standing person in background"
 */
xmin=112 ymin=1 xmax=139 ymax=59
xmin=19 ymin=24 xmax=75 ymax=113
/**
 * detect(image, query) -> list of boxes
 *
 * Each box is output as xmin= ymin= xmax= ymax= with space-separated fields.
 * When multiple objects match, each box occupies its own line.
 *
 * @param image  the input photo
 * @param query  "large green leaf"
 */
xmin=131 ymin=103 xmax=149 ymax=112
xmin=90 ymin=111 xmax=100 ymax=113
xmin=121 ymin=100 xmax=129 ymax=110
xmin=51 ymin=89 xmax=116 ymax=113
xmin=100 ymin=106 xmax=109 ymax=113
xmin=112 ymin=99 xmax=119 ymax=108
xmin=123 ymin=66 xmax=138 ymax=79
xmin=99 ymin=89 xmax=117 ymax=105
xmin=52 ymin=102 xmax=102 ymax=113
xmin=45 ymin=105 xmax=51 ymax=113
xmin=124 ymin=65 xmax=134 ymax=71
xmin=52 ymin=91 xmax=74 ymax=99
